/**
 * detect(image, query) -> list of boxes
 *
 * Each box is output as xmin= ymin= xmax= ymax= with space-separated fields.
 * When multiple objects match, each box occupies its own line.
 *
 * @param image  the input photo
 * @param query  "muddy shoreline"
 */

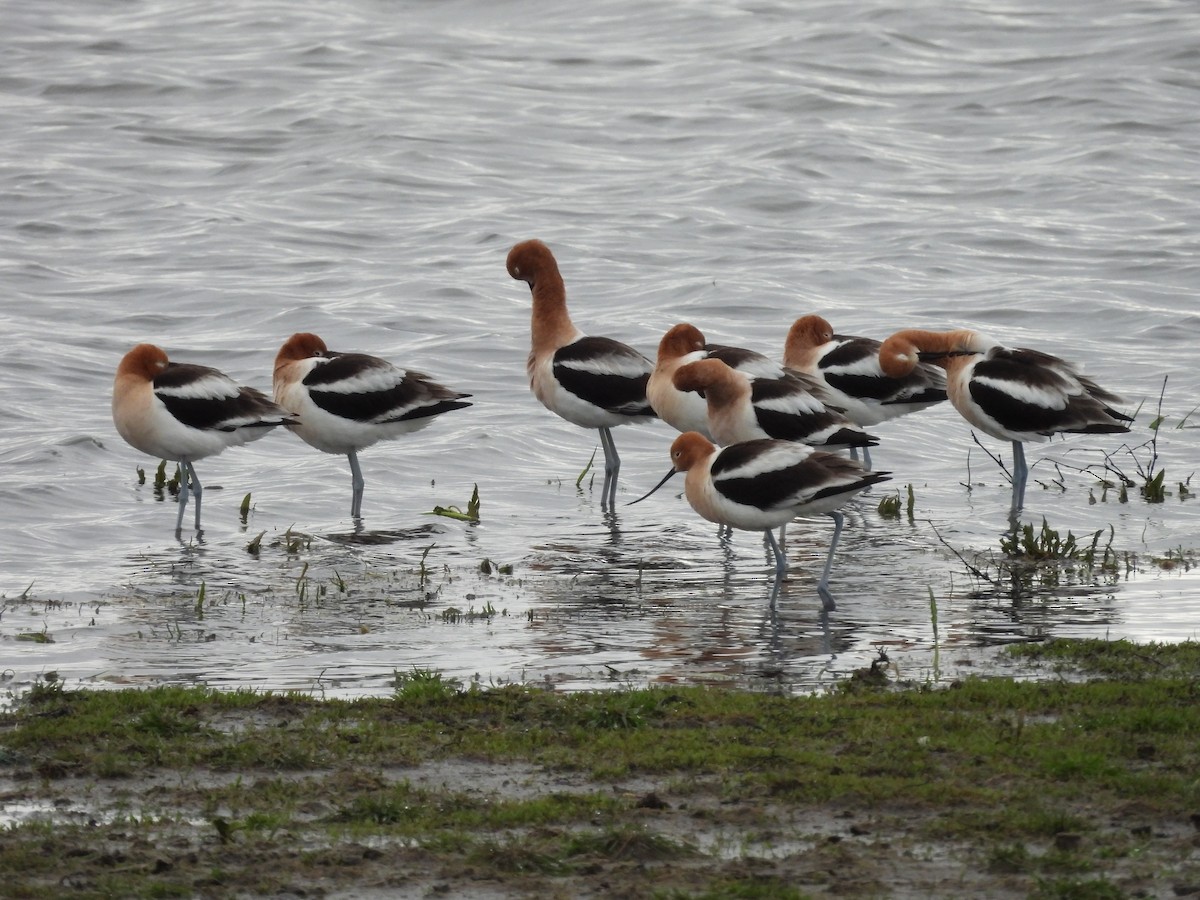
xmin=3 ymin=639 xmax=1199 ymax=899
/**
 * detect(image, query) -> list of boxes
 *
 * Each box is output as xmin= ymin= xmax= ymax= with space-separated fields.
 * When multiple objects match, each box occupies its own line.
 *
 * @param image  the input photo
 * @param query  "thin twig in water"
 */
xmin=928 ymin=519 xmax=996 ymax=584
xmin=1145 ymin=374 xmax=1167 ymax=482
xmin=971 ymin=432 xmax=1011 ymax=484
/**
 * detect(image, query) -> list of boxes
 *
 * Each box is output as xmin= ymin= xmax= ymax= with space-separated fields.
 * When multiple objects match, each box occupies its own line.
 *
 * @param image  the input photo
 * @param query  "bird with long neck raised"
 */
xmin=879 ymin=328 xmax=1132 ymax=516
xmin=506 ymin=239 xmax=655 ymax=512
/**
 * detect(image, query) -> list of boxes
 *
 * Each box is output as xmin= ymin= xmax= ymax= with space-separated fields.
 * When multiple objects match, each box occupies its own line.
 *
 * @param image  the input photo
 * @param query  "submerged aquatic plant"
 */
xmin=430 ymin=483 xmax=481 ymax=523
xmin=1089 ymin=376 xmax=1195 ymax=504
xmin=879 ymin=484 xmax=916 ymax=520
xmin=998 ymin=519 xmax=1111 ymax=563
xmin=576 ymin=449 xmax=596 ymax=491
xmin=935 ymin=517 xmax=1121 ymax=594
xmin=418 ymin=545 xmax=434 ymax=589
xmin=246 ymin=531 xmax=265 ymax=555
xmin=276 ymin=527 xmax=308 ymax=554
xmin=151 ymin=459 xmax=181 ymax=499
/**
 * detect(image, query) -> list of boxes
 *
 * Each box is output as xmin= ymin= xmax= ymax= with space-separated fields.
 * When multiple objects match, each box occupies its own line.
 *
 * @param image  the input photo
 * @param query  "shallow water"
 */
xmin=2 ymin=0 xmax=1198 ymax=700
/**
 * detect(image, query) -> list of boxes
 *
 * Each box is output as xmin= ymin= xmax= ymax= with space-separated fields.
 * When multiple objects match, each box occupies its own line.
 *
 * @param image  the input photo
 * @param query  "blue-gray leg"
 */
xmin=174 ymin=460 xmax=203 ymax=533
xmin=816 ymin=511 xmax=844 ymax=612
xmin=1010 ymin=441 xmax=1028 ymax=514
xmin=187 ymin=461 xmax=202 ymax=531
xmin=347 ymin=451 xmax=365 ymax=518
xmin=598 ymin=427 xmax=620 ymax=511
xmin=174 ymin=459 xmax=190 ymax=534
xmin=764 ymin=527 xmax=788 ymax=607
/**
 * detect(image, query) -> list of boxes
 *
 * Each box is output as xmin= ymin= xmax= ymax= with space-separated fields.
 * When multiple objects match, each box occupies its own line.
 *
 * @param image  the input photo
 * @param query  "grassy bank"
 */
xmin=2 ymin=639 xmax=1199 ymax=899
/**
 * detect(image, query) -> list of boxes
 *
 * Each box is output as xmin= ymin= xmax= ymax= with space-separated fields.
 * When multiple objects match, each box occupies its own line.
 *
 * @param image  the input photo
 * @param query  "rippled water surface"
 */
xmin=2 ymin=0 xmax=1198 ymax=699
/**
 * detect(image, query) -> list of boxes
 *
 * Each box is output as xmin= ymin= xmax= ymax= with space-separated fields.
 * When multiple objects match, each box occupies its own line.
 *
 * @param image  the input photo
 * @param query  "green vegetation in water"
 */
xmin=245 ymin=530 xmax=265 ymax=554
xmin=1096 ymin=375 xmax=1196 ymax=505
xmin=14 ymin=629 xmax=53 ymax=644
xmin=239 ymin=492 xmax=252 ymax=523
xmin=998 ymin=519 xmax=1114 ymax=566
xmin=577 ymin=448 xmax=596 ymax=491
xmin=417 ymin=544 xmax=434 ymax=589
xmin=150 ymin=459 xmax=181 ymax=500
xmin=478 ymin=557 xmax=514 ymax=576
xmin=877 ymin=484 xmax=915 ymax=520
xmin=429 ymin=483 xmax=481 ymax=523
xmin=934 ymin=517 xmax=1133 ymax=593
xmin=275 ymin=526 xmax=309 ymax=554
xmin=2 ymin=639 xmax=1198 ymax=899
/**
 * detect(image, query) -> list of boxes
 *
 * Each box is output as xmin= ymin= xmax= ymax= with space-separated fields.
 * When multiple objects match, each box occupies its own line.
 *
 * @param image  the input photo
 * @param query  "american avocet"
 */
xmin=783 ymin=315 xmax=947 ymax=470
xmin=878 ymin=329 xmax=1132 ymax=516
xmin=631 ymin=432 xmax=890 ymax=610
xmin=507 ymin=239 xmax=655 ymax=511
xmin=273 ymin=332 xmax=472 ymax=519
xmin=112 ymin=343 xmax=295 ymax=534
xmin=672 ymin=358 xmax=878 ymax=451
xmin=648 ymin=322 xmax=811 ymax=439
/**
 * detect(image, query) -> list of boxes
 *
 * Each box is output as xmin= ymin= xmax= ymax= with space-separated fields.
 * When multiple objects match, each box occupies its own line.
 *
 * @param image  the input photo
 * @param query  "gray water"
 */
xmin=2 ymin=0 xmax=1198 ymax=700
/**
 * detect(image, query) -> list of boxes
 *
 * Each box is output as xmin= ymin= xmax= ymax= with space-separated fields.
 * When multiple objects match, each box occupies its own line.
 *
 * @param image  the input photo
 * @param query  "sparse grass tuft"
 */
xmin=392 ymin=667 xmax=461 ymax=702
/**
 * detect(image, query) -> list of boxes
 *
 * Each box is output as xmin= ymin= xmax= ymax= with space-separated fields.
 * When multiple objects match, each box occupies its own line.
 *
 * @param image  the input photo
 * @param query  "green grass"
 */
xmin=2 ymin=639 xmax=1198 ymax=898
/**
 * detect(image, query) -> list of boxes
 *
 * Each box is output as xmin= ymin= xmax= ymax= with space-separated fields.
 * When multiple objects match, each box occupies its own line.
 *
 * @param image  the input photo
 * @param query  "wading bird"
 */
xmin=273 ymin=332 xmax=471 ymax=519
xmin=631 ymin=431 xmax=890 ymax=610
xmin=507 ymin=239 xmax=655 ymax=511
xmin=648 ymin=322 xmax=813 ymax=439
xmin=112 ymin=343 xmax=294 ymax=533
xmin=783 ymin=314 xmax=947 ymax=469
xmin=672 ymin=358 xmax=877 ymax=451
xmin=878 ymin=328 xmax=1131 ymax=516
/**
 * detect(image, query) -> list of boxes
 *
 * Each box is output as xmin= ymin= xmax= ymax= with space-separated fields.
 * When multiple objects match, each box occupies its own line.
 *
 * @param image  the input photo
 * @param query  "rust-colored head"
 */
xmin=626 ymin=430 xmax=717 ymax=506
xmin=506 ymin=239 xmax=560 ymax=286
xmin=275 ymin=332 xmax=329 ymax=368
xmin=672 ymin=358 xmax=737 ymax=395
xmin=668 ymin=431 xmax=716 ymax=472
xmin=786 ymin=315 xmax=834 ymax=350
xmin=116 ymin=343 xmax=170 ymax=381
xmin=879 ymin=329 xmax=982 ymax=377
xmin=656 ymin=323 xmax=706 ymax=363
xmin=783 ymin=315 xmax=835 ymax=368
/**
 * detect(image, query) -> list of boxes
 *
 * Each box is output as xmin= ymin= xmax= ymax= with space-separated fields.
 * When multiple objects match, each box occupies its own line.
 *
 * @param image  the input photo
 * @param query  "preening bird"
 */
xmin=113 ymin=343 xmax=294 ymax=533
xmin=273 ymin=332 xmax=472 ymax=519
xmin=783 ymin=314 xmax=947 ymax=469
xmin=878 ymin=328 xmax=1132 ymax=515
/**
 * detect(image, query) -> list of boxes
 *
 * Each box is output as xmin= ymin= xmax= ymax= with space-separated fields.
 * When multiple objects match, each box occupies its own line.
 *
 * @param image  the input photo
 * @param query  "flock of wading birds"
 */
xmin=112 ymin=239 xmax=1134 ymax=610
